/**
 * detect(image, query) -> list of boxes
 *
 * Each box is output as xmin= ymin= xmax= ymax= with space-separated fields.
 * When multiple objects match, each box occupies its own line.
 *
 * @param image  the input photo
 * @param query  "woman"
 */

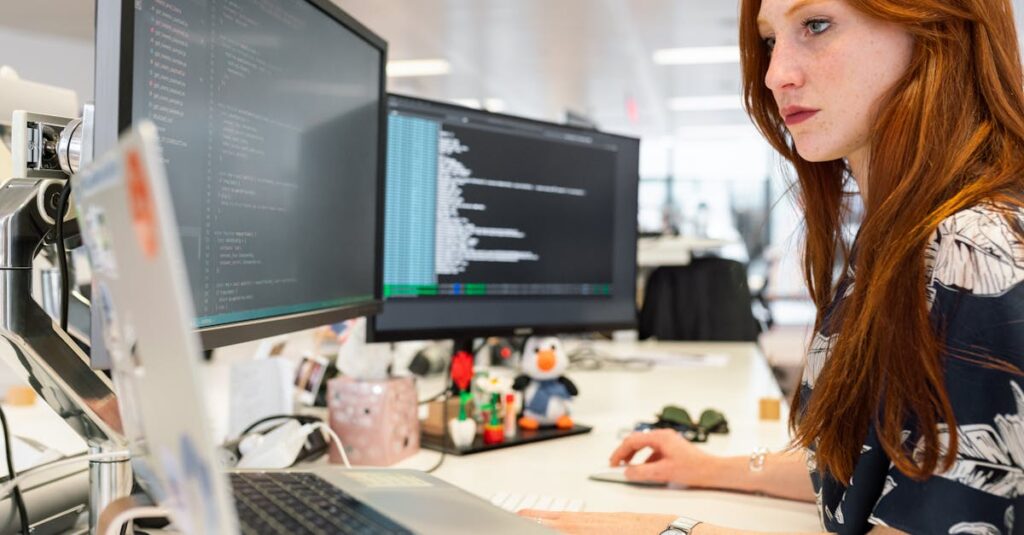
xmin=521 ymin=0 xmax=1024 ymax=533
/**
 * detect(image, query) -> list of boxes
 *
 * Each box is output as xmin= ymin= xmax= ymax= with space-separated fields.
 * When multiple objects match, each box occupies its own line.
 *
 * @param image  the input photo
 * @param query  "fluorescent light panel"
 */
xmin=450 ymin=98 xmax=481 ymax=109
xmin=450 ymin=98 xmax=506 ymax=112
xmin=386 ymin=59 xmax=451 ymax=78
xmin=668 ymin=95 xmax=742 ymax=111
xmin=653 ymin=46 xmax=740 ymax=65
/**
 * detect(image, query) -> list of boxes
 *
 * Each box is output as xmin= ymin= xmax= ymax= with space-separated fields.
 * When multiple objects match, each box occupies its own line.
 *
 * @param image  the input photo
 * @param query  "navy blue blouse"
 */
xmin=803 ymin=204 xmax=1024 ymax=534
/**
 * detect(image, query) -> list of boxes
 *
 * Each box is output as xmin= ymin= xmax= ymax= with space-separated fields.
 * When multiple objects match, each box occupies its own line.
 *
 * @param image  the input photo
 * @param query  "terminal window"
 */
xmin=384 ymin=105 xmax=618 ymax=299
xmin=131 ymin=0 xmax=380 ymax=327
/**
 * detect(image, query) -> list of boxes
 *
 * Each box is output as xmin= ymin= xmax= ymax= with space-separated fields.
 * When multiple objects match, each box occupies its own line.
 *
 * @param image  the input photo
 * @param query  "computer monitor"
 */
xmin=93 ymin=0 xmax=386 ymax=357
xmin=369 ymin=95 xmax=640 ymax=343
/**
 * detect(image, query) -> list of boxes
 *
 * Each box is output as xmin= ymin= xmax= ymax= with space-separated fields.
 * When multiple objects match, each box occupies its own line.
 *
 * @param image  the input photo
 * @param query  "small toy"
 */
xmin=513 ymin=336 xmax=578 ymax=430
xmin=450 ymin=349 xmax=475 ymax=395
xmin=448 ymin=392 xmax=477 ymax=449
xmin=503 ymin=393 xmax=517 ymax=438
xmin=475 ymin=375 xmax=512 ymax=445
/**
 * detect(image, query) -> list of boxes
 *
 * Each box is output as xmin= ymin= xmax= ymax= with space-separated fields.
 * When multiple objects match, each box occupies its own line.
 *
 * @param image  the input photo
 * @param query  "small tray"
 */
xmin=420 ymin=424 xmax=592 ymax=455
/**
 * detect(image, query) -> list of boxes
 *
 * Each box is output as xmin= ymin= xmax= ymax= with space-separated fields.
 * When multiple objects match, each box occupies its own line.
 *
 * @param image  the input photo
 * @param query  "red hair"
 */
xmin=740 ymin=0 xmax=1024 ymax=482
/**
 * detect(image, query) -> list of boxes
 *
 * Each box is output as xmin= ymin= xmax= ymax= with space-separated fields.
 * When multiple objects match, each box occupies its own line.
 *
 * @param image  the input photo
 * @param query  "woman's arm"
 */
xmin=608 ymin=430 xmax=815 ymax=502
xmin=695 ymin=450 xmax=816 ymax=502
xmin=518 ymin=510 xmax=907 ymax=535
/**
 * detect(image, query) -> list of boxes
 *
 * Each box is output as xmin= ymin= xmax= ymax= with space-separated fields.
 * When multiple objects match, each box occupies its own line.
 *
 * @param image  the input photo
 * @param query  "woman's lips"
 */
xmin=783 ymin=108 xmax=819 ymax=126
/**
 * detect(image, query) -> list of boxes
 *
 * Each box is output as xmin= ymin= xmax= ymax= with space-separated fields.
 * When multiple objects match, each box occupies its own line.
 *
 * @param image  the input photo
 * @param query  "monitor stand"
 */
xmin=0 ymin=177 xmax=130 ymax=532
xmin=420 ymin=336 xmax=592 ymax=456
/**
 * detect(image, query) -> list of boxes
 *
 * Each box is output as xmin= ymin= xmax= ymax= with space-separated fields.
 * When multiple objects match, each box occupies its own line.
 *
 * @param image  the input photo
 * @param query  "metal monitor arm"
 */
xmin=0 ymin=105 xmax=131 ymax=533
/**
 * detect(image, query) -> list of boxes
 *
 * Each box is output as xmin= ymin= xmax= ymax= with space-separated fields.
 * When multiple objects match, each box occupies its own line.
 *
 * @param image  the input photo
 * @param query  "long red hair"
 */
xmin=740 ymin=0 xmax=1024 ymax=482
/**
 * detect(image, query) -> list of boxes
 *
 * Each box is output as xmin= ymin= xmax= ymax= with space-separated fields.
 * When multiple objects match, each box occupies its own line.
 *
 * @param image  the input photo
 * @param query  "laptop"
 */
xmin=72 ymin=120 xmax=552 ymax=535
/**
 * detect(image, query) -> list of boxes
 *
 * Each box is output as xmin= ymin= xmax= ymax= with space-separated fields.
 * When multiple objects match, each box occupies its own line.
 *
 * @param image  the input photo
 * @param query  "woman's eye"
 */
xmin=764 ymin=37 xmax=776 ymax=52
xmin=805 ymin=18 xmax=831 ymax=35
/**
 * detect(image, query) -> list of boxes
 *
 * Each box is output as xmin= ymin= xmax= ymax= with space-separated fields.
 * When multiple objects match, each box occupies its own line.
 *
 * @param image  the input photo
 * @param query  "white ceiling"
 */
xmin=337 ymin=0 xmax=748 ymax=139
xmin=4 ymin=0 xmax=1024 ymax=140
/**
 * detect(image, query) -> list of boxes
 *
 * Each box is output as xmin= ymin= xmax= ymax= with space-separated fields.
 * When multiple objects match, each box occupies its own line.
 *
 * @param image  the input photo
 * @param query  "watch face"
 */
xmin=660 ymin=529 xmax=685 ymax=535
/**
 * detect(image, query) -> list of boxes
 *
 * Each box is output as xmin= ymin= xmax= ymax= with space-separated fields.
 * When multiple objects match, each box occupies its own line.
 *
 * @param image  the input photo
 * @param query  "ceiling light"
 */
xmin=653 ymin=46 xmax=739 ymax=65
xmin=668 ymin=95 xmax=742 ymax=111
xmin=484 ymin=98 xmax=506 ymax=112
xmin=386 ymin=59 xmax=451 ymax=78
xmin=450 ymin=98 xmax=481 ymax=109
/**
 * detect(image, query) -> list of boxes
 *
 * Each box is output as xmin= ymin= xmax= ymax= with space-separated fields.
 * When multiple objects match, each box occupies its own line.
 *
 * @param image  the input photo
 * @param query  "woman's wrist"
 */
xmin=686 ymin=453 xmax=732 ymax=489
xmin=690 ymin=454 xmax=761 ymax=493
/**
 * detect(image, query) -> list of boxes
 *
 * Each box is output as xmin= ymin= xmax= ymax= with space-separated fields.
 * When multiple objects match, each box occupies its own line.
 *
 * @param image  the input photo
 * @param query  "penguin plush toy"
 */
xmin=513 ymin=337 xmax=578 ymax=430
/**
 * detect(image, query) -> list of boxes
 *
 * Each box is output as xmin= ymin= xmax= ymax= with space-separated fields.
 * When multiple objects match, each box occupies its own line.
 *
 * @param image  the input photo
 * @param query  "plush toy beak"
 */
xmin=536 ymin=349 xmax=556 ymax=372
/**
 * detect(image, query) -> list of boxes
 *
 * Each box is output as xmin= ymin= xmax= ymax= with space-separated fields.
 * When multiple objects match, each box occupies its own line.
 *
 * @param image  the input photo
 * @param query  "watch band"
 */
xmin=661 ymin=516 xmax=702 ymax=534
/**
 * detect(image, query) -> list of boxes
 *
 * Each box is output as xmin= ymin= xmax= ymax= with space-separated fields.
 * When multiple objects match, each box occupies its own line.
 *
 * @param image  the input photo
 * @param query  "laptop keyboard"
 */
xmin=230 ymin=472 xmax=412 ymax=534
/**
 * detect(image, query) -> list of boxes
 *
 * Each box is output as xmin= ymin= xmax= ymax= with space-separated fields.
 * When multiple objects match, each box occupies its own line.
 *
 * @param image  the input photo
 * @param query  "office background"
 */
xmin=6 ymin=0 xmax=1022 ymax=376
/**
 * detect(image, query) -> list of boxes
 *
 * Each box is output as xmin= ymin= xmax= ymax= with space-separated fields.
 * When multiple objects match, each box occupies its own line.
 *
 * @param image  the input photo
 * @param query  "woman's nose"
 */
xmin=764 ymin=40 xmax=804 ymax=92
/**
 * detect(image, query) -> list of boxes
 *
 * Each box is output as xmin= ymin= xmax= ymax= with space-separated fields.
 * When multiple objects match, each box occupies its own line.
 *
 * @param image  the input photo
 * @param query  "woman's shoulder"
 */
xmin=926 ymin=200 xmax=1024 ymax=298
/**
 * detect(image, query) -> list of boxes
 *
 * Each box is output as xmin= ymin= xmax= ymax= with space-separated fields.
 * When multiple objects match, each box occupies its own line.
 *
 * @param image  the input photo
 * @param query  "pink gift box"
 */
xmin=327 ymin=376 xmax=420 ymax=466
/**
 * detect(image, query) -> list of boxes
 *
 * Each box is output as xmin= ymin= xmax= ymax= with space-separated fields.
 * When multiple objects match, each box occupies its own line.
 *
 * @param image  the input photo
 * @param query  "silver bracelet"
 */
xmin=748 ymin=446 xmax=769 ymax=472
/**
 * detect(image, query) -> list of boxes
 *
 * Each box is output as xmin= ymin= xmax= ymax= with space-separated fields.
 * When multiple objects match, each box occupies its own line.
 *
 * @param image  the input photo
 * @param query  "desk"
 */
xmin=393 ymin=341 xmax=819 ymax=531
xmin=2 ymin=340 xmax=819 ymax=532
xmin=637 ymin=237 xmax=733 ymax=268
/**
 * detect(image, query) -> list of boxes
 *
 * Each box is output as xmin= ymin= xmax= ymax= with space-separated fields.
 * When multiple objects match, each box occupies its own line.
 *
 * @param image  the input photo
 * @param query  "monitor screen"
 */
xmin=94 ymin=0 xmax=386 ymax=351
xmin=369 ymin=95 xmax=639 ymax=342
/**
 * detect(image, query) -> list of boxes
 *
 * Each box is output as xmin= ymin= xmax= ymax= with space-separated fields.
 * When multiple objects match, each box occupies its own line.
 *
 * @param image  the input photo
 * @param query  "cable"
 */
xmin=309 ymin=423 xmax=350 ymax=469
xmin=239 ymin=414 xmax=320 ymax=437
xmin=103 ymin=505 xmax=168 ymax=535
xmin=0 ymin=405 xmax=30 ymax=535
xmin=55 ymin=180 xmax=72 ymax=332
xmin=567 ymin=344 xmax=654 ymax=372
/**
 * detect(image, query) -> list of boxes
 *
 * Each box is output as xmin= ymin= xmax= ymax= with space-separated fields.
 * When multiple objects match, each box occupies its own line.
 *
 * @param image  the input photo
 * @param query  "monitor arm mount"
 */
xmin=0 ymin=105 xmax=131 ymax=533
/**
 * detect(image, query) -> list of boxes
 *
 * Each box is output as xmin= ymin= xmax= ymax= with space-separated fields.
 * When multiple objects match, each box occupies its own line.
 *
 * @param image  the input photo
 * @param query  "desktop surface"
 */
xmin=1 ymin=340 xmax=819 ymax=532
xmin=394 ymin=341 xmax=819 ymax=531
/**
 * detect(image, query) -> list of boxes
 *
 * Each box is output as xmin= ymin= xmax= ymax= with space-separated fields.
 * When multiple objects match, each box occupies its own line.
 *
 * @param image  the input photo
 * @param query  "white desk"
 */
xmin=2 ymin=340 xmax=819 ymax=532
xmin=637 ymin=237 xmax=733 ymax=268
xmin=393 ymin=341 xmax=819 ymax=531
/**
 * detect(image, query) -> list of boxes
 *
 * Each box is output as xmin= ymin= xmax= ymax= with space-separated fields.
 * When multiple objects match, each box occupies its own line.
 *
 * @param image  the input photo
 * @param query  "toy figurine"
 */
xmin=513 ymin=337 xmax=578 ymax=430
xmin=475 ymin=375 xmax=512 ymax=444
xmin=450 ymin=349 xmax=474 ymax=395
xmin=448 ymin=392 xmax=476 ymax=449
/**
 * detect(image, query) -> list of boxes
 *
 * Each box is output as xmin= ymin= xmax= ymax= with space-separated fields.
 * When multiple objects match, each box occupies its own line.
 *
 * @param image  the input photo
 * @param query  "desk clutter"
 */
xmin=634 ymin=405 xmax=730 ymax=443
xmin=327 ymin=376 xmax=420 ymax=466
xmin=418 ymin=336 xmax=593 ymax=455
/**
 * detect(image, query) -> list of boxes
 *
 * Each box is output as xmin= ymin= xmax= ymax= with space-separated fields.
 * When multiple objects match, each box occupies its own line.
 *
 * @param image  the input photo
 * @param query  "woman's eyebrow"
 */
xmin=786 ymin=0 xmax=829 ymax=16
xmin=757 ymin=0 xmax=830 ymax=32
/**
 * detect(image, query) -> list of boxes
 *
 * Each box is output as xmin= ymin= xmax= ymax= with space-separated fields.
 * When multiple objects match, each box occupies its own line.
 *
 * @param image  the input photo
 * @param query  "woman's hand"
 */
xmin=518 ymin=510 xmax=676 ymax=534
xmin=609 ymin=429 xmax=718 ymax=487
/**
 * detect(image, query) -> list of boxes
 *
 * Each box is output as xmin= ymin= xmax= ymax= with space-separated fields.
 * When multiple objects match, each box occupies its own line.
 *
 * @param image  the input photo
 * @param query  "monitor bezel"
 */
xmin=368 ymin=94 xmax=640 ymax=343
xmin=95 ymin=0 xmax=388 ymax=351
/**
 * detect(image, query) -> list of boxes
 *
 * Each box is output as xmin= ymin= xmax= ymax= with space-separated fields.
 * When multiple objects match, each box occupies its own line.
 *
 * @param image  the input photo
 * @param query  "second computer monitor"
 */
xmin=370 ymin=95 xmax=639 ymax=342
xmin=94 ymin=0 xmax=387 ymax=351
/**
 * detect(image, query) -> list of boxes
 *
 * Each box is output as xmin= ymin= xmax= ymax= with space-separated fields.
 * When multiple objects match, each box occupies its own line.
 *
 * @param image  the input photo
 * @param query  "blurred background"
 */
xmin=6 ymin=0 xmax=1022 ymax=391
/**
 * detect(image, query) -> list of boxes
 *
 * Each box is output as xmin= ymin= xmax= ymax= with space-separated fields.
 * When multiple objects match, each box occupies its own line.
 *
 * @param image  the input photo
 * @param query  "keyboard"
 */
xmin=230 ymin=472 xmax=412 ymax=534
xmin=490 ymin=491 xmax=585 ymax=513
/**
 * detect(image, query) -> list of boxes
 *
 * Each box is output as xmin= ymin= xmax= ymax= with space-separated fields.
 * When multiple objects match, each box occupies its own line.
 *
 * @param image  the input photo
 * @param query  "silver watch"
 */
xmin=660 ymin=516 xmax=702 ymax=535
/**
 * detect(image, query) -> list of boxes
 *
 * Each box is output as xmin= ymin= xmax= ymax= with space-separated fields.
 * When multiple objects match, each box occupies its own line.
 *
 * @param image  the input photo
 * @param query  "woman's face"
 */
xmin=757 ymin=0 xmax=914 ymax=163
